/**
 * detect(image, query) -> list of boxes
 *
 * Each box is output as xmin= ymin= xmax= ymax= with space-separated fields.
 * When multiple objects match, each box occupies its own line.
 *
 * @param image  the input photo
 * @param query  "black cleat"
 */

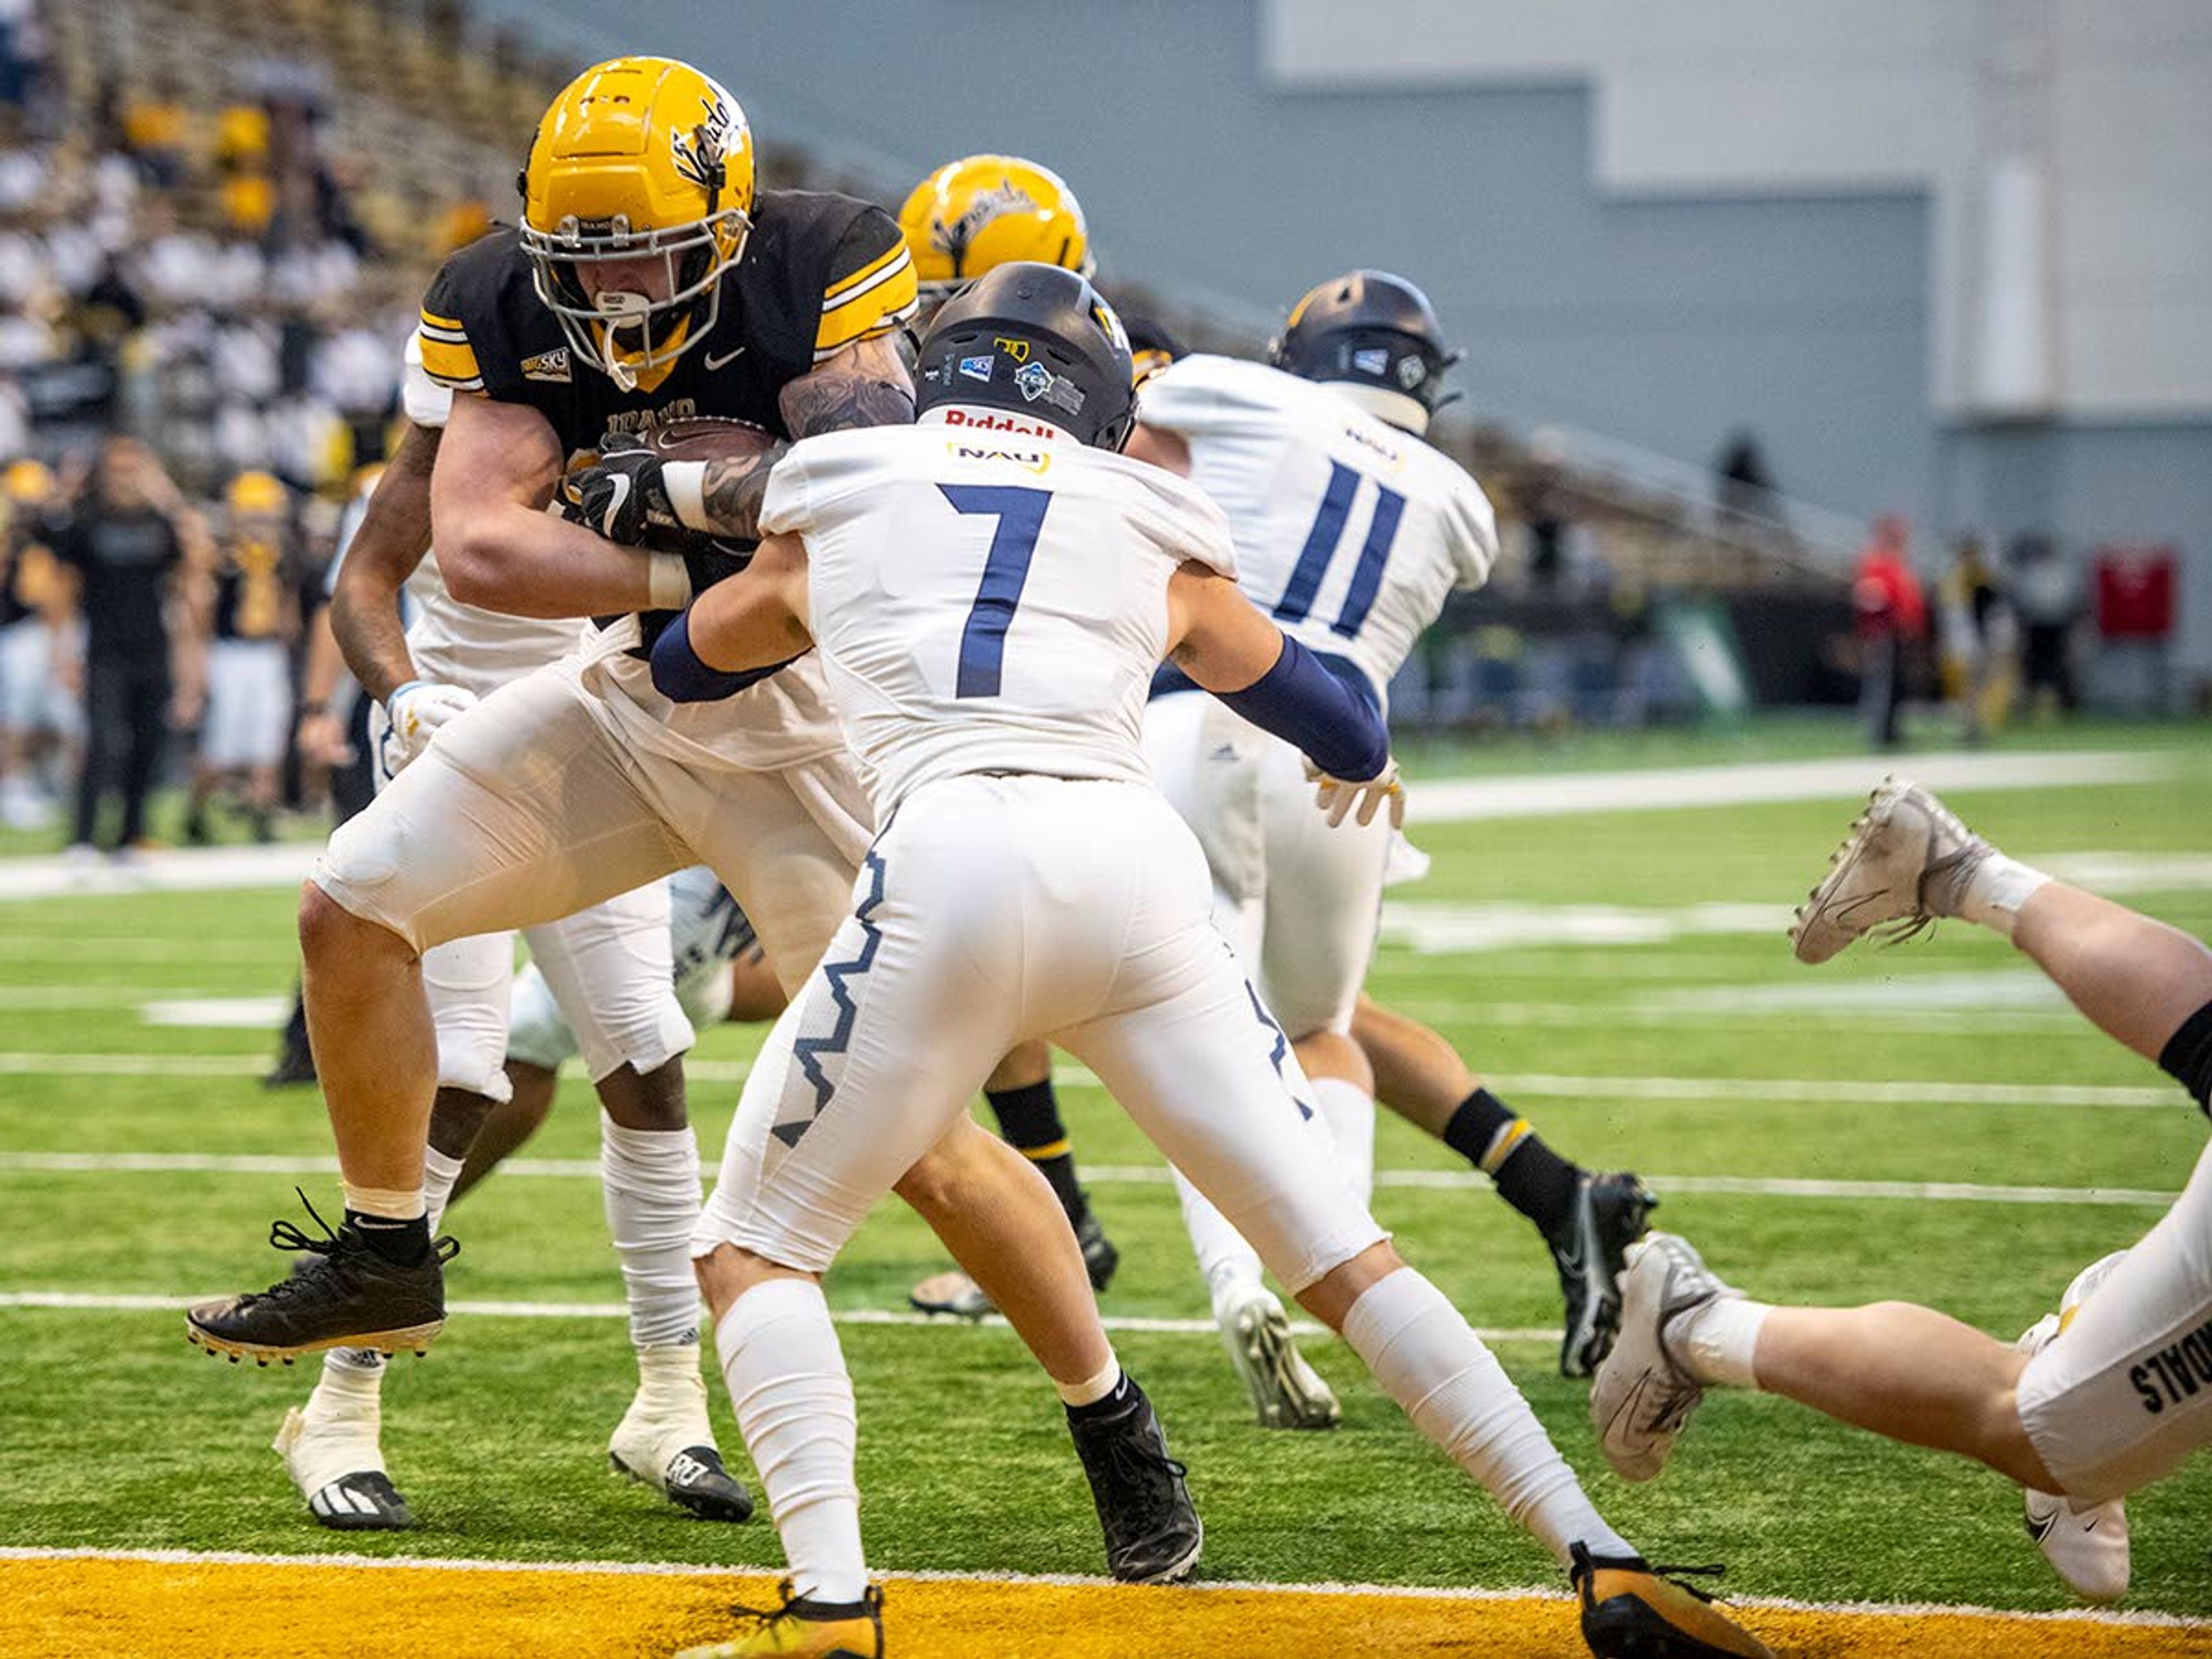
xmin=1572 ymin=1542 xmax=1774 ymax=1657
xmin=610 ymin=1441 xmax=755 ymax=1524
xmin=1066 ymin=1377 xmax=1202 ymax=1584
xmin=185 ymin=1192 xmax=456 ymax=1363
xmin=1075 ymin=1208 xmax=1120 ymax=1293
xmin=1551 ymin=1172 xmax=1659 ymax=1378
xmin=305 ymin=1470 xmax=415 ymax=1531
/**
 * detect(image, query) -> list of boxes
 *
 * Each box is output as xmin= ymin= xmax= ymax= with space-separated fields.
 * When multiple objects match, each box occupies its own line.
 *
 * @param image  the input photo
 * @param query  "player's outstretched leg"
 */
xmin=1356 ymin=992 xmax=1657 ymax=1376
xmin=1072 ymin=975 xmax=1772 ymax=1657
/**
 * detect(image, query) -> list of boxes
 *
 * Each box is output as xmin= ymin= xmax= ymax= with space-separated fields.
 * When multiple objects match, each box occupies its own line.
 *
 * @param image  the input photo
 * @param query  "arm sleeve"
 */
xmin=1217 ymin=637 xmax=1389 ymax=782
xmin=812 ymin=206 xmax=919 ymax=365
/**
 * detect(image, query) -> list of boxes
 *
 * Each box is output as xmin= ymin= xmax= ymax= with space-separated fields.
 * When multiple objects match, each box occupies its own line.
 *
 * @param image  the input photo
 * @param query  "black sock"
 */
xmin=2158 ymin=998 xmax=2212 ymax=1118
xmin=1445 ymin=1087 xmax=1583 ymax=1237
xmin=1064 ymin=1369 xmax=1135 ymax=1422
xmin=346 ymin=1210 xmax=431 ymax=1266
xmin=988 ymin=1080 xmax=1092 ymax=1227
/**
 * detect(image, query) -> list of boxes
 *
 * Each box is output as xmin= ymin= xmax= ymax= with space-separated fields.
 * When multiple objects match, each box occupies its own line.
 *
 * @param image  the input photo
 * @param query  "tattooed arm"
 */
xmin=687 ymin=335 xmax=915 ymax=541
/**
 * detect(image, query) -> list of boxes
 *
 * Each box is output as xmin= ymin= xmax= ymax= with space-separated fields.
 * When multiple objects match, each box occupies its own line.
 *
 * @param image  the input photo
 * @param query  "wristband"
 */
xmin=662 ymin=460 xmax=711 ymax=532
xmin=297 ymin=699 xmax=328 ymax=717
xmin=647 ymin=551 xmax=693 ymax=611
xmin=382 ymin=678 xmax=426 ymax=711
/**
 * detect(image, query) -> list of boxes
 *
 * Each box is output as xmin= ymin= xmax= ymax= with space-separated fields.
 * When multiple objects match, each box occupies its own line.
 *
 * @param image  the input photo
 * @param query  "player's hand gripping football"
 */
xmin=1305 ymin=756 xmax=1406 ymax=829
xmin=566 ymin=435 xmax=681 ymax=547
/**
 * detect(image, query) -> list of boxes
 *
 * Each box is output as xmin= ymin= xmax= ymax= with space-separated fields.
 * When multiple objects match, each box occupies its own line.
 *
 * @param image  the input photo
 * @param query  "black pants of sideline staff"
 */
xmin=74 ymin=652 xmax=170 ymax=850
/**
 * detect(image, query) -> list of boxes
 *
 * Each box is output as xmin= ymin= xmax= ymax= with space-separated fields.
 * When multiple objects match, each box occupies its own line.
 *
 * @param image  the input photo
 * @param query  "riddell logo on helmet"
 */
xmin=942 ymin=408 xmax=1060 ymax=439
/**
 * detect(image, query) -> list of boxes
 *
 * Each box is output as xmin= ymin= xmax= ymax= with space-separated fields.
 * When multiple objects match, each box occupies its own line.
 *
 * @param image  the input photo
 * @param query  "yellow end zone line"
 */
xmin=2 ymin=1546 xmax=2205 ymax=1631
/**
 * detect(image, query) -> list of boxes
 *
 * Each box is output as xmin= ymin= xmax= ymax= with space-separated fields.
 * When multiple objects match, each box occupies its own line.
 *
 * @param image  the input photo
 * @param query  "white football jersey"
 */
xmin=760 ymin=408 xmax=1238 ymax=816
xmin=397 ymin=330 xmax=584 ymax=696
xmin=1139 ymin=354 xmax=1497 ymax=701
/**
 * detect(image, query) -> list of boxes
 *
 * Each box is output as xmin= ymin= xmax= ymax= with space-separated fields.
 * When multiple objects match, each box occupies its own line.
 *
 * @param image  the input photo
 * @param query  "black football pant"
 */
xmin=74 ymin=652 xmax=170 ymax=850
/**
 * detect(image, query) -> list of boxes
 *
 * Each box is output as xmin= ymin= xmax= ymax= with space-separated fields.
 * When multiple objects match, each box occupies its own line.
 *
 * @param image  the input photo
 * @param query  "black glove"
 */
xmin=566 ymin=448 xmax=680 ymax=546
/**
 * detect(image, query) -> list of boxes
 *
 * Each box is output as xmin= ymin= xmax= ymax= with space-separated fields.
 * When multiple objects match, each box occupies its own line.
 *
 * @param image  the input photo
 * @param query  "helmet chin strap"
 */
xmin=596 ymin=294 xmax=653 ymax=392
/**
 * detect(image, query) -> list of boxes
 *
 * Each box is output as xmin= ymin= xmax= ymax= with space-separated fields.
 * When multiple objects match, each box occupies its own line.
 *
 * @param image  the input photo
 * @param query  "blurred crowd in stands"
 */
xmin=0 ymin=0 xmax=2133 ymax=861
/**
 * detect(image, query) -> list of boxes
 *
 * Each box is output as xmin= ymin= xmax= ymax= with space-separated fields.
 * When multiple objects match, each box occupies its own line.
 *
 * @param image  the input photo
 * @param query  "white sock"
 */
xmin=1667 ymin=1296 xmax=1771 ymax=1389
xmin=1054 ymin=1350 xmax=1123 ymax=1409
xmin=1173 ymin=1168 xmax=1267 ymax=1320
xmin=1310 ymin=1075 xmax=1377 ymax=1209
xmin=715 ymin=1278 xmax=866 ymax=1604
xmin=340 ymin=1182 xmax=423 ymax=1221
xmin=1342 ymin=1267 xmax=1634 ymax=1566
xmin=422 ymin=1146 xmax=465 ymax=1233
xmin=1951 ymin=851 xmax=2051 ymax=939
xmin=600 ymin=1112 xmax=707 ymax=1349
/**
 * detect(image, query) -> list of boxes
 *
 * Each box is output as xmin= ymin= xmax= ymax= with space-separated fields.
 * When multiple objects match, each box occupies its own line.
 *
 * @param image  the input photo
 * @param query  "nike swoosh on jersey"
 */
xmin=705 ymin=345 xmax=747 ymax=371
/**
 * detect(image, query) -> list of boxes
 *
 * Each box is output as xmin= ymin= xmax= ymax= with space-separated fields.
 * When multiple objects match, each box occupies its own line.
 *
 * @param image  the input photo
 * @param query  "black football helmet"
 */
xmin=1268 ymin=270 xmax=1461 ymax=431
xmin=915 ymin=262 xmax=1138 ymax=450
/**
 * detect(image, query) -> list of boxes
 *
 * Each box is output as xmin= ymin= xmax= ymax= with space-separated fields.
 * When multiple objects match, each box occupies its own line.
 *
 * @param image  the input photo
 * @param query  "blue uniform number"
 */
xmin=940 ymin=484 xmax=1053 ymax=698
xmin=1272 ymin=460 xmax=1407 ymax=639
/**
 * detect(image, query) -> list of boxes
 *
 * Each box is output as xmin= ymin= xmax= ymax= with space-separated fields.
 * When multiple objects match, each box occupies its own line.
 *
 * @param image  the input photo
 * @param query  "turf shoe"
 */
xmin=1218 ymin=1286 xmax=1340 ymax=1430
xmin=1066 ymin=1376 xmax=1203 ymax=1584
xmin=2018 ymin=1250 xmax=2132 ymax=1603
xmin=609 ymin=1370 xmax=755 ymax=1524
xmin=907 ymin=1211 xmax=1120 ymax=1319
xmin=674 ymin=1582 xmax=882 ymax=1657
xmin=186 ymin=1194 xmax=457 ymax=1363
xmin=1790 ymin=778 xmax=1993 ymax=964
xmin=1572 ymin=1543 xmax=1775 ymax=1658
xmin=1552 ymin=1171 xmax=1660 ymax=1377
xmin=274 ymin=1402 xmax=413 ymax=1531
xmin=1591 ymin=1234 xmax=1737 ymax=1482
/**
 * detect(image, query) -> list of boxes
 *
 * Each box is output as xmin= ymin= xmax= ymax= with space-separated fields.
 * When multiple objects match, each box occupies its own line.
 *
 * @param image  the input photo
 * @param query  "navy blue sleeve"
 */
xmin=1215 ymin=637 xmax=1390 ymax=781
xmin=649 ymin=605 xmax=798 ymax=703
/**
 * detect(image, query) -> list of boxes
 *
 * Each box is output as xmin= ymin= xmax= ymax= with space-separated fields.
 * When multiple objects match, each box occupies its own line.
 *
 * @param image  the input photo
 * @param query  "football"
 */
xmin=631 ymin=415 xmax=781 ymax=468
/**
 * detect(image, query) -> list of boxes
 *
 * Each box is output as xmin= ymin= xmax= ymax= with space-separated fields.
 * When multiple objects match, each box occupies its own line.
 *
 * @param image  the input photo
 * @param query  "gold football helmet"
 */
xmin=2 ymin=458 xmax=54 ymax=506
xmin=898 ymin=155 xmax=1092 ymax=304
xmin=518 ymin=56 xmax=756 ymax=391
xmin=225 ymin=469 xmax=287 ymax=518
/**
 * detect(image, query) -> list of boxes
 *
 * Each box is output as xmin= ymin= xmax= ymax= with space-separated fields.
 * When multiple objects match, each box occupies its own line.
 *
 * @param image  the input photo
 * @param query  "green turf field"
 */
xmin=3 ymin=720 xmax=2209 ymax=1618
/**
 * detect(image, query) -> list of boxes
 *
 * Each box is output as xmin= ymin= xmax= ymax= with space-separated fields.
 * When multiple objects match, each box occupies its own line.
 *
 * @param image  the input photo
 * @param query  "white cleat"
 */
xmin=1790 ymin=778 xmax=1992 ymax=964
xmin=274 ymin=1397 xmax=412 ymax=1531
xmin=608 ymin=1370 xmax=756 ymax=1522
xmin=1590 ymin=1233 xmax=1737 ymax=1482
xmin=1219 ymin=1288 xmax=1340 ymax=1430
xmin=2018 ymin=1252 xmax=2132 ymax=1602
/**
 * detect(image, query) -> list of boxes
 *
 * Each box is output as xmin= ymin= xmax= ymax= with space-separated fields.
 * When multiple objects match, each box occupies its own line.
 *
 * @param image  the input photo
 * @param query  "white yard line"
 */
xmin=0 ymin=1150 xmax=2177 ymax=1207
xmin=0 ymin=1050 xmax=2175 ymax=1108
xmin=0 ymin=1544 xmax=2202 ymax=1629
xmin=0 ymin=1289 xmax=1541 ymax=1343
xmin=1407 ymin=749 xmax=2172 ymax=824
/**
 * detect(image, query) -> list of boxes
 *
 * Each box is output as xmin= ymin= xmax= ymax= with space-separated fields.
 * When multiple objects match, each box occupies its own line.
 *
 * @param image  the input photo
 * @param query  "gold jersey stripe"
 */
xmin=420 ymin=307 xmax=465 ymax=332
xmin=815 ymin=285 xmax=919 ymax=355
xmin=821 ymin=240 xmax=910 ymax=306
xmin=417 ymin=334 xmax=483 ymax=387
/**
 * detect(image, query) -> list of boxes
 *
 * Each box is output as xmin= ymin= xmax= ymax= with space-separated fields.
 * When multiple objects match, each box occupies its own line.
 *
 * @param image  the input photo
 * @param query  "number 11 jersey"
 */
xmin=758 ymin=408 xmax=1238 ymax=819
xmin=1138 ymin=354 xmax=1498 ymax=705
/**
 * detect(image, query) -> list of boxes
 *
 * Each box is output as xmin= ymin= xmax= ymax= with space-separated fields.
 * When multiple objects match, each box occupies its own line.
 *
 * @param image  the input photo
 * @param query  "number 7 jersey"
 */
xmin=1138 ymin=354 xmax=1498 ymax=702
xmin=758 ymin=410 xmax=1240 ymax=817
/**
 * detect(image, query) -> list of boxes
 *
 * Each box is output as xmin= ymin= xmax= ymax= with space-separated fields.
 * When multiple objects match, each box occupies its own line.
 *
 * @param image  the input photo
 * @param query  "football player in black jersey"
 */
xmin=185 ymin=57 xmax=1198 ymax=1607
